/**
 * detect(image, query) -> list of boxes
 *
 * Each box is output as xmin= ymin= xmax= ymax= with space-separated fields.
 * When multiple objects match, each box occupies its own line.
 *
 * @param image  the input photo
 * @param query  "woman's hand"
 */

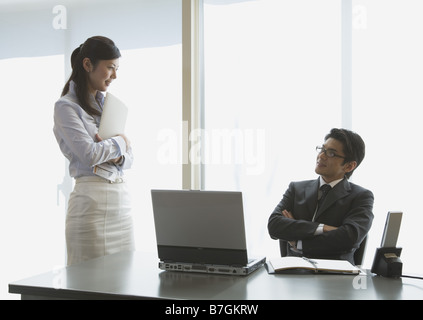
xmin=95 ymin=133 xmax=124 ymax=164
xmin=95 ymin=133 xmax=103 ymax=142
xmin=117 ymin=134 xmax=131 ymax=152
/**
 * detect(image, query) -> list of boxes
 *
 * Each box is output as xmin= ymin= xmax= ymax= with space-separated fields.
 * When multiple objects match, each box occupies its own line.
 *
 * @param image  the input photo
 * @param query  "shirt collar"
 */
xmin=95 ymin=91 xmax=105 ymax=107
xmin=319 ymin=176 xmax=344 ymax=189
xmin=69 ymin=80 xmax=77 ymax=95
xmin=70 ymin=80 xmax=105 ymax=110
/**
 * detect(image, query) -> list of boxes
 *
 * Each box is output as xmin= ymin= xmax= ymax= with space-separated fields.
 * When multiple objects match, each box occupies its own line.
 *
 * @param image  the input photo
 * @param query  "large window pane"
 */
xmin=111 ymin=45 xmax=182 ymax=252
xmin=1 ymin=0 xmax=182 ymax=299
xmin=0 ymin=55 xmax=66 ymax=299
xmin=352 ymin=0 xmax=423 ymax=272
xmin=204 ymin=0 xmax=342 ymax=257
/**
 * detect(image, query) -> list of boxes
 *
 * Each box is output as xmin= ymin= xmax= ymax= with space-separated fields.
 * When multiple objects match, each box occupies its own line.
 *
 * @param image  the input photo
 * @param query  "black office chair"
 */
xmin=279 ymin=240 xmax=289 ymax=257
xmin=354 ymin=236 xmax=367 ymax=266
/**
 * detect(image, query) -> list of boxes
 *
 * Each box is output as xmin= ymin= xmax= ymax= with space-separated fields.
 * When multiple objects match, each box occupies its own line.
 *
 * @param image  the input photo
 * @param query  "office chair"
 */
xmin=278 ymin=236 xmax=368 ymax=266
xmin=353 ymin=236 xmax=367 ymax=266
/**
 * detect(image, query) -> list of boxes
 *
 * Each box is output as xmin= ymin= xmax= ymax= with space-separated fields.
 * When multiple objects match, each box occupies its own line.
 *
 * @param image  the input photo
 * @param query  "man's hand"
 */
xmin=323 ymin=225 xmax=338 ymax=232
xmin=282 ymin=210 xmax=294 ymax=219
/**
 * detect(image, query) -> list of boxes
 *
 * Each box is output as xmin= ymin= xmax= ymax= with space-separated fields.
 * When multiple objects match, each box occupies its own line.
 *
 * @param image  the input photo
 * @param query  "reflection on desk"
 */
xmin=9 ymin=251 xmax=423 ymax=300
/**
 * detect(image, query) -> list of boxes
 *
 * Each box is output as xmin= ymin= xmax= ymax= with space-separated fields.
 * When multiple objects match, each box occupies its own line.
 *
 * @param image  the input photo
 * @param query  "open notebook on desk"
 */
xmin=266 ymin=256 xmax=361 ymax=275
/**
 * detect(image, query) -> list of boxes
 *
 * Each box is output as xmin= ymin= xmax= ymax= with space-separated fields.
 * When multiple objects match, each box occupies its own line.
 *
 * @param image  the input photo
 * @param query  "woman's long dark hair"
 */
xmin=62 ymin=36 xmax=121 ymax=116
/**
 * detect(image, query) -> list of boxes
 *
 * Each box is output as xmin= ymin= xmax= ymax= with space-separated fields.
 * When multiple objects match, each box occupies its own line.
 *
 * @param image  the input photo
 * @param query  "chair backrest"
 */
xmin=279 ymin=240 xmax=288 ymax=257
xmin=279 ymin=236 xmax=368 ymax=265
xmin=354 ymin=236 xmax=368 ymax=266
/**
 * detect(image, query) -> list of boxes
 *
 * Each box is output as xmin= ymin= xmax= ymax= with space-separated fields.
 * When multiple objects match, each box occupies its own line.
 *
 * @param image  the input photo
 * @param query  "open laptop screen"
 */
xmin=151 ymin=190 xmax=248 ymax=265
xmin=381 ymin=211 xmax=402 ymax=248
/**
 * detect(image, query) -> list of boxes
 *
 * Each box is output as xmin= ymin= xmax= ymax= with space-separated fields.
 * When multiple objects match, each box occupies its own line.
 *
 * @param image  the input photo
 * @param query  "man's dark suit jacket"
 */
xmin=268 ymin=178 xmax=374 ymax=263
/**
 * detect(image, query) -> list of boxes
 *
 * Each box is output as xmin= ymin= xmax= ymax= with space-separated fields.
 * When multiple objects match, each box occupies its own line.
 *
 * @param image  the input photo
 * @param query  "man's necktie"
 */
xmin=317 ymin=184 xmax=332 ymax=211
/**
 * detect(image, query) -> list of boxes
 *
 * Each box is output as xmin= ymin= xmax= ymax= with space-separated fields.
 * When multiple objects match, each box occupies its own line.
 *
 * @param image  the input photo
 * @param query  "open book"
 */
xmin=267 ymin=256 xmax=361 ymax=275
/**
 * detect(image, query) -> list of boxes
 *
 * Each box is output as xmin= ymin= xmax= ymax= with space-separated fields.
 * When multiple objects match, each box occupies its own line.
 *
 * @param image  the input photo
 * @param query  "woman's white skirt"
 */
xmin=66 ymin=176 xmax=135 ymax=266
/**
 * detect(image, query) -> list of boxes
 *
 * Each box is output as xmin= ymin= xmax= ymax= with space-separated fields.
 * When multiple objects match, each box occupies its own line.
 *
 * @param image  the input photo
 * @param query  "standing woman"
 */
xmin=53 ymin=36 xmax=135 ymax=265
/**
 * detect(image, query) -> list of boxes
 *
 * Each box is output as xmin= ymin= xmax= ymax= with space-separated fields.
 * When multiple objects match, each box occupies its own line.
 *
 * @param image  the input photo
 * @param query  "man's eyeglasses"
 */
xmin=316 ymin=146 xmax=346 ymax=159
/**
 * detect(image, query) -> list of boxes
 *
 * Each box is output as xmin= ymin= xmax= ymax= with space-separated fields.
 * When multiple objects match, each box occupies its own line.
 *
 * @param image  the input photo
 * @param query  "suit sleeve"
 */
xmin=302 ymin=188 xmax=374 ymax=257
xmin=268 ymin=182 xmax=320 ymax=241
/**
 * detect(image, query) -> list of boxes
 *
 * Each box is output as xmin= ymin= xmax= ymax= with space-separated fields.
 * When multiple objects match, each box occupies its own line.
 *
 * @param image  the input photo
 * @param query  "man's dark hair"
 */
xmin=325 ymin=128 xmax=365 ymax=179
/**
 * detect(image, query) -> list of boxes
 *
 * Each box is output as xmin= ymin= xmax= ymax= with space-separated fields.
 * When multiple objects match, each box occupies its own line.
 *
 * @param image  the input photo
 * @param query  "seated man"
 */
xmin=268 ymin=128 xmax=374 ymax=264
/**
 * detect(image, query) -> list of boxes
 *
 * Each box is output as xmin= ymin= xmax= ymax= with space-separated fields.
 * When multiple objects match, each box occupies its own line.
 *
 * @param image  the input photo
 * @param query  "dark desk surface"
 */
xmin=9 ymin=251 xmax=423 ymax=300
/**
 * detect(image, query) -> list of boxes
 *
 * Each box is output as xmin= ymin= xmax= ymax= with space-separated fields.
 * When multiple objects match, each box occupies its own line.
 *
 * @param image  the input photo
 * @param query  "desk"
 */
xmin=9 ymin=251 xmax=423 ymax=300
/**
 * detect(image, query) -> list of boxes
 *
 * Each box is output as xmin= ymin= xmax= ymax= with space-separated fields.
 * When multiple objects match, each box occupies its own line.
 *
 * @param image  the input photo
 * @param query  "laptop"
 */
xmin=151 ymin=190 xmax=266 ymax=276
xmin=98 ymin=92 xmax=128 ymax=139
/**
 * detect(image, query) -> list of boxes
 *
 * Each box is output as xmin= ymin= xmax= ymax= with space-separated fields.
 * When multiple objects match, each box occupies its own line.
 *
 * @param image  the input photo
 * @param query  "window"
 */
xmin=204 ymin=0 xmax=423 ymax=273
xmin=1 ymin=0 xmax=181 ymax=299
xmin=352 ymin=0 xmax=423 ymax=273
xmin=0 ymin=55 xmax=66 ymax=298
xmin=112 ymin=45 xmax=182 ymax=252
xmin=204 ymin=0 xmax=342 ymax=257
xmin=3 ymin=1 xmax=421 ymax=301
